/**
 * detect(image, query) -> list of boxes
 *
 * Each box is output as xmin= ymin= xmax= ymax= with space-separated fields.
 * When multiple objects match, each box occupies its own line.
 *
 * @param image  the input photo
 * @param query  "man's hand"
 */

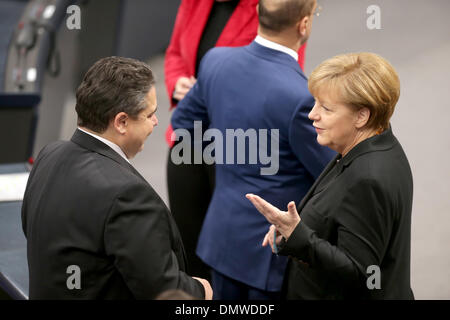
xmin=193 ymin=277 xmax=213 ymax=300
xmin=173 ymin=76 xmax=196 ymax=101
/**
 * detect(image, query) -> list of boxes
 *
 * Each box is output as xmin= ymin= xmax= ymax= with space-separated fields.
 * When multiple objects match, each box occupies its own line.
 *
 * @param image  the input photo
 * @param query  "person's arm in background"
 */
xmin=164 ymin=0 xmax=195 ymax=108
xmin=170 ymin=78 xmax=209 ymax=153
xmin=170 ymin=52 xmax=211 ymax=135
xmin=288 ymin=94 xmax=336 ymax=179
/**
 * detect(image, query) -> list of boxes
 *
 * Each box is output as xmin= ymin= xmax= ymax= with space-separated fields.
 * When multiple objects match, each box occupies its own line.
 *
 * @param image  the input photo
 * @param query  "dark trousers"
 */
xmin=166 ymin=147 xmax=215 ymax=280
xmin=211 ymin=269 xmax=282 ymax=300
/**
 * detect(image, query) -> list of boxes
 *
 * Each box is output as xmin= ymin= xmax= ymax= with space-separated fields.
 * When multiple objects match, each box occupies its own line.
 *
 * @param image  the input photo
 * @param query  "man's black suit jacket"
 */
xmin=279 ymin=127 xmax=414 ymax=299
xmin=22 ymin=130 xmax=204 ymax=299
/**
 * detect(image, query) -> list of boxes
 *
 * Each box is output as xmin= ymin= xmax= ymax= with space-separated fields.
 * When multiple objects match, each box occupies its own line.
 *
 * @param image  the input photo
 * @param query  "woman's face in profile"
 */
xmin=308 ymin=90 xmax=360 ymax=155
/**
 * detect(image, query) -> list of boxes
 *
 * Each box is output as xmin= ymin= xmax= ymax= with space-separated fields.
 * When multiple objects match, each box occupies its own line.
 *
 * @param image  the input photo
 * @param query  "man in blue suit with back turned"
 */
xmin=171 ymin=0 xmax=335 ymax=299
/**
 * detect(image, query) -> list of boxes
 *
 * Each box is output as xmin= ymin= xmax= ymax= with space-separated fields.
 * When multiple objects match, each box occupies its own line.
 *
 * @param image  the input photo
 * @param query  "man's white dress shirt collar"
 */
xmin=77 ymin=127 xmax=130 ymax=163
xmin=254 ymin=35 xmax=299 ymax=61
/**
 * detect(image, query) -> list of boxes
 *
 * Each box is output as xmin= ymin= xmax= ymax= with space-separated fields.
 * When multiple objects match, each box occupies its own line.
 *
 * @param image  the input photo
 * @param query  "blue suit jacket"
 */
xmin=171 ymin=41 xmax=335 ymax=291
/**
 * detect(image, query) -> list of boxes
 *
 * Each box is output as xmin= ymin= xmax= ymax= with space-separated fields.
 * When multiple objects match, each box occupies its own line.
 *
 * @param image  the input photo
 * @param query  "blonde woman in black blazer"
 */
xmin=247 ymin=52 xmax=414 ymax=299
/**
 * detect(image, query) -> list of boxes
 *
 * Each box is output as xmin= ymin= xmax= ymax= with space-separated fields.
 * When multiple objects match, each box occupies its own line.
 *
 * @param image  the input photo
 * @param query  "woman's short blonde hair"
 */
xmin=308 ymin=52 xmax=400 ymax=131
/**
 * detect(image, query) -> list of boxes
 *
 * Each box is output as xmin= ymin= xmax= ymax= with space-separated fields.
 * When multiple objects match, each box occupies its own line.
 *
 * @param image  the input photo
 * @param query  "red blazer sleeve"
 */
xmin=164 ymin=0 xmax=194 ymax=107
xmin=298 ymin=42 xmax=306 ymax=71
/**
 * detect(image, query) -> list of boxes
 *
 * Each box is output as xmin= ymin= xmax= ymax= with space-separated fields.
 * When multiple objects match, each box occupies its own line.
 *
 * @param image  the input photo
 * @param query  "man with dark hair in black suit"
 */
xmin=22 ymin=56 xmax=212 ymax=300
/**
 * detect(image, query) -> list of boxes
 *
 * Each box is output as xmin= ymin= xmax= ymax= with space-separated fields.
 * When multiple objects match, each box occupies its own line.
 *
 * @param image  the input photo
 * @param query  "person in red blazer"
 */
xmin=164 ymin=0 xmax=307 ymax=281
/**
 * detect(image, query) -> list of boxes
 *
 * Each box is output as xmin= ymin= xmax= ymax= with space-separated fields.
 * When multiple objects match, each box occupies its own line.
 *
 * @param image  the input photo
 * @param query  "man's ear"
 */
xmin=298 ymin=15 xmax=310 ymax=37
xmin=113 ymin=112 xmax=128 ymax=134
xmin=256 ymin=4 xmax=259 ymax=16
xmin=356 ymin=107 xmax=371 ymax=129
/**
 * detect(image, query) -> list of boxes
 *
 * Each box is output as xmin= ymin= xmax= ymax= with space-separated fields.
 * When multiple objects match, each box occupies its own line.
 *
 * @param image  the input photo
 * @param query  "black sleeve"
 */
xmin=104 ymin=181 xmax=205 ymax=299
xmin=278 ymin=178 xmax=392 ymax=291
